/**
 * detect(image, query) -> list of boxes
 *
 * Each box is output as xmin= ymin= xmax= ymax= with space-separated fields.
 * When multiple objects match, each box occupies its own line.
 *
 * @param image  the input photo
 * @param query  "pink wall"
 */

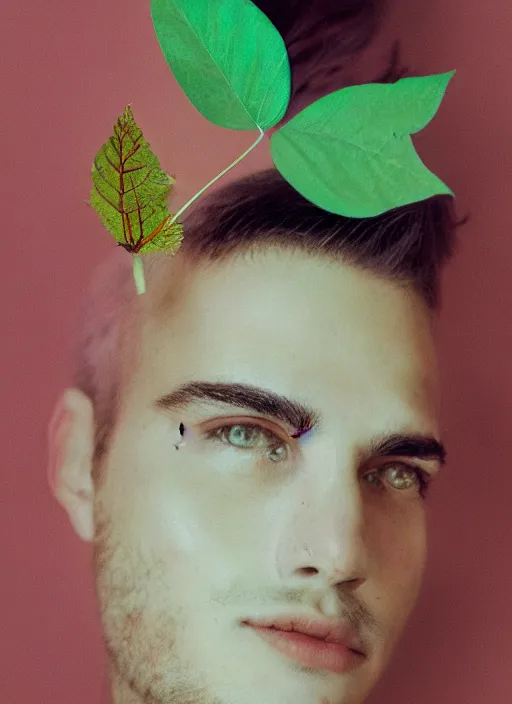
xmin=2 ymin=0 xmax=511 ymax=701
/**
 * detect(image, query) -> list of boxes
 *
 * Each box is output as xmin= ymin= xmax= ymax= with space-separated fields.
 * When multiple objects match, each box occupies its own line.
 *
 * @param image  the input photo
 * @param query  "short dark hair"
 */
xmin=179 ymin=165 xmax=469 ymax=314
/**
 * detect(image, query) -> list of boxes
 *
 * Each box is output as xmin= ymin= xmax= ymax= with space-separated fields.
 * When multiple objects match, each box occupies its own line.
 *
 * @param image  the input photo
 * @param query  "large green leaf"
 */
xmin=150 ymin=0 xmax=291 ymax=131
xmin=90 ymin=105 xmax=184 ymax=255
xmin=270 ymin=71 xmax=456 ymax=218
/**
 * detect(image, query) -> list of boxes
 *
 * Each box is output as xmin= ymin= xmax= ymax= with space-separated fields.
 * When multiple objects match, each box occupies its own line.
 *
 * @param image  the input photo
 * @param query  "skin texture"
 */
xmin=48 ymin=248 xmax=443 ymax=704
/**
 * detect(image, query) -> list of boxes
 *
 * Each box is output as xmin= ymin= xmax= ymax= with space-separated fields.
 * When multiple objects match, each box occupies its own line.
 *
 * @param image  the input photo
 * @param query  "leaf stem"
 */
xmin=130 ymin=127 xmax=265 ymax=295
xmin=133 ymin=254 xmax=146 ymax=295
xmin=168 ymin=127 xmax=265 ymax=227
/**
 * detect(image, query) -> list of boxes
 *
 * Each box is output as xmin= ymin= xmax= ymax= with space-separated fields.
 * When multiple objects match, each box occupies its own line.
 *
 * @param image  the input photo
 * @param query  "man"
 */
xmin=47 ymin=160 xmax=464 ymax=703
xmin=47 ymin=2 xmax=467 ymax=703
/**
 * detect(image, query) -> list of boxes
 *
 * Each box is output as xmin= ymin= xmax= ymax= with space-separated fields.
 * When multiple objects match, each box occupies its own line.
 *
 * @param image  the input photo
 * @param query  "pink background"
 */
xmin=2 ymin=0 xmax=511 ymax=701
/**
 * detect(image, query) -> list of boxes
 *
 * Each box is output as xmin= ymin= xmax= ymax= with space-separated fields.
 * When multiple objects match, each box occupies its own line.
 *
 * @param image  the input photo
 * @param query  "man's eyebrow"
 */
xmin=360 ymin=430 xmax=447 ymax=468
xmin=154 ymin=380 xmax=319 ymax=435
xmin=154 ymin=380 xmax=447 ymax=468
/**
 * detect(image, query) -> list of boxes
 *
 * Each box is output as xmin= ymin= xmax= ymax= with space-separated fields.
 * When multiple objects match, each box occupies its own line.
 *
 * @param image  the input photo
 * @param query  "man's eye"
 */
xmin=370 ymin=463 xmax=433 ymax=499
xmin=203 ymin=423 xmax=289 ymax=461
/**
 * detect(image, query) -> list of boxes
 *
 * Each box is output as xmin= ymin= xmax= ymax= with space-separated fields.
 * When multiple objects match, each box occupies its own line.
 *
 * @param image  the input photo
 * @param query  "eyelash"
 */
xmin=201 ymin=422 xmax=432 ymax=500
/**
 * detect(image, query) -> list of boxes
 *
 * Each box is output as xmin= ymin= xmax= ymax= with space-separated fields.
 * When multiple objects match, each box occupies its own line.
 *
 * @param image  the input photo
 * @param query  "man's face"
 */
xmin=67 ymin=249 xmax=444 ymax=704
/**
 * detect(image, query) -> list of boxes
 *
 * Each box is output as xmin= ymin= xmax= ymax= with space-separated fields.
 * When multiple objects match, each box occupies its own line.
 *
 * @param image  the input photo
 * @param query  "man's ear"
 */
xmin=47 ymin=388 xmax=97 ymax=543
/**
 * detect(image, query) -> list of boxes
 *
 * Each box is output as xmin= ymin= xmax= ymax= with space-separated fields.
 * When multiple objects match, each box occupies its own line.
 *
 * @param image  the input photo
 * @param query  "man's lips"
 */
xmin=242 ymin=615 xmax=367 ymax=674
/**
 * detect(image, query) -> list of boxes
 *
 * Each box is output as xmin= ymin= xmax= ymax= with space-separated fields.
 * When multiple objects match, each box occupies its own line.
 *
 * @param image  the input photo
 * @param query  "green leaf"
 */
xmin=90 ymin=105 xmax=184 ymax=254
xmin=150 ymin=0 xmax=291 ymax=130
xmin=269 ymin=71 xmax=456 ymax=218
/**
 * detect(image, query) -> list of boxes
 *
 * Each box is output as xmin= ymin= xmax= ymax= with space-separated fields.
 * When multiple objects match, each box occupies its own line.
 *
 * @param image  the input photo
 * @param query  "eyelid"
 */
xmin=379 ymin=460 xmax=433 ymax=482
xmin=376 ymin=455 xmax=434 ymax=471
xmin=199 ymin=415 xmax=296 ymax=440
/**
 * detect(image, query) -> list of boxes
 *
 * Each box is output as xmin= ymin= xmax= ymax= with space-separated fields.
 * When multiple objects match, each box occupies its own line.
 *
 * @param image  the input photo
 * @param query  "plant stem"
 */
xmin=133 ymin=254 xmax=146 ymax=295
xmin=132 ymin=127 xmax=265 ymax=295
xmin=168 ymin=127 xmax=265 ymax=227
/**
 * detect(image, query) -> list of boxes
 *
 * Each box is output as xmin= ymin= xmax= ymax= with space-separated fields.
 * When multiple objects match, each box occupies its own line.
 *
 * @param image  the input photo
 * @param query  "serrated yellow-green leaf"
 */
xmin=90 ymin=105 xmax=184 ymax=254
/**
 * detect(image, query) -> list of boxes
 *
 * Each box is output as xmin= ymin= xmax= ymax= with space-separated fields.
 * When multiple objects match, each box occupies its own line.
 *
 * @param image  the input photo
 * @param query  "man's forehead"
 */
xmin=136 ymin=248 xmax=438 ymax=402
xmin=146 ymin=248 xmax=399 ymax=320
